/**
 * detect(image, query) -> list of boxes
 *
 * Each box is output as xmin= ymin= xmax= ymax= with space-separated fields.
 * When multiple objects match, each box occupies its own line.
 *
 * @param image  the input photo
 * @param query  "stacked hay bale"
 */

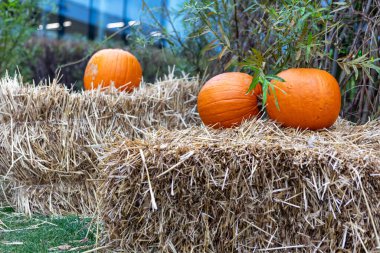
xmin=99 ymin=119 xmax=380 ymax=252
xmin=1 ymin=74 xmax=380 ymax=251
xmin=0 ymin=76 xmax=21 ymax=206
xmin=0 ymin=76 xmax=201 ymax=215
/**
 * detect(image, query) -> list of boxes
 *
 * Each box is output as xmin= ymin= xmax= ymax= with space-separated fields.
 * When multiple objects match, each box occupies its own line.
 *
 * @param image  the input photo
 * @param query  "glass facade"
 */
xmin=38 ymin=0 xmax=184 ymax=41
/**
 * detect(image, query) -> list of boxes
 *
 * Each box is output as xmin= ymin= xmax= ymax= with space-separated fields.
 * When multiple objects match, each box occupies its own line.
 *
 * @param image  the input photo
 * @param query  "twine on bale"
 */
xmin=99 ymin=119 xmax=380 ymax=252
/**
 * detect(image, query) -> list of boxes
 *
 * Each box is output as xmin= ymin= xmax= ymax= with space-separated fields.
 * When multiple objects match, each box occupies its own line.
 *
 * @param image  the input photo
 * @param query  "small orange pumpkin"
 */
xmin=197 ymin=72 xmax=261 ymax=129
xmin=84 ymin=49 xmax=142 ymax=92
xmin=266 ymin=68 xmax=341 ymax=130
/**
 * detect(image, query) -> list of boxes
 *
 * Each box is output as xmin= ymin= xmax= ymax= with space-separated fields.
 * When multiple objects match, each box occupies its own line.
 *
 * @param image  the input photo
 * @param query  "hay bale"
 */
xmin=2 ymin=122 xmax=103 ymax=184
xmin=12 ymin=182 xmax=98 ymax=216
xmin=0 ymin=75 xmax=201 ymax=214
xmin=0 ymin=178 xmax=12 ymax=207
xmin=0 ymin=75 xmax=22 ymax=114
xmin=1 ymin=120 xmax=101 ymax=214
xmin=1 ymin=75 xmax=200 ymax=182
xmin=0 ymin=76 xmax=200 ymax=133
xmin=99 ymin=119 xmax=380 ymax=252
xmin=0 ymin=122 xmax=13 ymax=207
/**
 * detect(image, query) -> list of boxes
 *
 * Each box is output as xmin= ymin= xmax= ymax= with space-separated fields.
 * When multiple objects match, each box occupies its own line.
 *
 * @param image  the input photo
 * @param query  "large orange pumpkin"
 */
xmin=84 ymin=49 xmax=142 ymax=92
xmin=197 ymin=72 xmax=261 ymax=129
xmin=266 ymin=68 xmax=341 ymax=130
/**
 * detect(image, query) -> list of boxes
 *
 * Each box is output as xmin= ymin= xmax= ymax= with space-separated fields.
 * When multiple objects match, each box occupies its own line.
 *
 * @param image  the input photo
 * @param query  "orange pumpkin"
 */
xmin=266 ymin=68 xmax=341 ymax=130
xmin=197 ymin=72 xmax=262 ymax=129
xmin=84 ymin=49 xmax=142 ymax=92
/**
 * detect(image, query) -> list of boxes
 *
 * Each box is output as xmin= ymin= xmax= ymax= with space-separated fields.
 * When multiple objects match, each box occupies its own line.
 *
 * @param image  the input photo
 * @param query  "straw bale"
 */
xmin=0 ymin=74 xmax=200 ymax=181
xmin=99 ymin=119 xmax=380 ymax=252
xmin=0 ymin=75 xmax=200 ymax=214
xmin=0 ymin=120 xmax=102 ymax=214
xmin=1 ymin=121 xmax=103 ymax=182
xmin=0 ymin=178 xmax=12 ymax=207
xmin=11 ymin=182 xmax=98 ymax=216
xmin=0 ymin=76 xmax=200 ymax=134
xmin=0 ymin=121 xmax=12 ymax=207
xmin=0 ymin=74 xmax=200 ymax=180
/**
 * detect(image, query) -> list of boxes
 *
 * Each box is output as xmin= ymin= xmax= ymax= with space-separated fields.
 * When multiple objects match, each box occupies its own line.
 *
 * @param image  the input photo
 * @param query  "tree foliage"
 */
xmin=0 ymin=0 xmax=39 ymax=76
xmin=181 ymin=0 xmax=380 ymax=123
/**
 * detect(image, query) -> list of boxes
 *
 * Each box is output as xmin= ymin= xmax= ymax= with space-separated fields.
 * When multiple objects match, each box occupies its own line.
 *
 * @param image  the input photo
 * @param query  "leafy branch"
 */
xmin=240 ymin=62 xmax=285 ymax=111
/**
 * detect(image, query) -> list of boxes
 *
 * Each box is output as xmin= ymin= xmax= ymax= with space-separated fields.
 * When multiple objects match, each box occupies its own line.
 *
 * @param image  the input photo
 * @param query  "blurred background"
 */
xmin=0 ymin=0 xmax=192 ymax=90
xmin=0 ymin=0 xmax=379 ymax=123
xmin=37 ymin=0 xmax=185 ymax=42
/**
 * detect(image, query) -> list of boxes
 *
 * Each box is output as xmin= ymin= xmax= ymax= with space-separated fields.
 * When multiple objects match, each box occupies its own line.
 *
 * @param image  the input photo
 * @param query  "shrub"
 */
xmin=21 ymin=36 xmax=192 ymax=90
xmin=0 ymin=0 xmax=39 ymax=76
xmin=180 ymin=0 xmax=380 ymax=123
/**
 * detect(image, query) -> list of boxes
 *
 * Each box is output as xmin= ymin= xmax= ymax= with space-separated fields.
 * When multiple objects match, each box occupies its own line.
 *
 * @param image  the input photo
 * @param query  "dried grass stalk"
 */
xmin=0 ymin=178 xmax=12 ymax=207
xmin=0 ymin=75 xmax=200 ymax=214
xmin=99 ymin=119 xmax=380 ymax=252
xmin=1 ymin=75 xmax=380 ymax=251
xmin=12 ymin=182 xmax=98 ymax=216
xmin=0 ymin=75 xmax=200 ymax=132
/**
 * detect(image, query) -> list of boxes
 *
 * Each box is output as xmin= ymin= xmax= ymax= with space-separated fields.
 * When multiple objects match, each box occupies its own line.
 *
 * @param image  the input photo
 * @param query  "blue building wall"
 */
xmin=39 ymin=0 xmax=185 ymax=41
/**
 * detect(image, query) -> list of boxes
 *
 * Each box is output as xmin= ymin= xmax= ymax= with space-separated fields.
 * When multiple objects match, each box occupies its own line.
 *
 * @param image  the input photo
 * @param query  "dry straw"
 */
xmin=99 ymin=119 xmax=380 ymax=252
xmin=12 ymin=182 xmax=98 ymax=216
xmin=0 ymin=73 xmax=200 ymax=135
xmin=1 ymin=74 xmax=380 ymax=252
xmin=0 ymin=74 xmax=201 ymax=214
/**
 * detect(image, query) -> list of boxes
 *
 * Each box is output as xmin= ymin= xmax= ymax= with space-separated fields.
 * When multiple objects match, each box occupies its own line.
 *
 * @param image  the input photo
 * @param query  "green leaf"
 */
xmin=243 ymin=4 xmax=258 ymax=13
xmin=352 ymin=65 xmax=359 ymax=80
xmin=269 ymin=7 xmax=278 ymax=17
xmin=367 ymin=58 xmax=380 ymax=74
xmin=262 ymin=79 xmax=269 ymax=107
xmin=251 ymin=48 xmax=264 ymax=66
xmin=297 ymin=11 xmax=312 ymax=29
xmin=247 ymin=72 xmax=260 ymax=94
xmin=218 ymin=46 xmax=229 ymax=60
xmin=306 ymin=32 xmax=313 ymax=63
xmin=218 ymin=23 xmax=230 ymax=48
xmin=266 ymin=75 xmax=285 ymax=82
xmin=333 ymin=1 xmax=348 ymax=5
xmin=241 ymin=65 xmax=260 ymax=73
xmin=269 ymin=83 xmax=280 ymax=110
xmin=207 ymin=7 xmax=217 ymax=14
xmin=200 ymin=39 xmax=219 ymax=55
xmin=224 ymin=55 xmax=238 ymax=70
xmin=363 ymin=67 xmax=373 ymax=82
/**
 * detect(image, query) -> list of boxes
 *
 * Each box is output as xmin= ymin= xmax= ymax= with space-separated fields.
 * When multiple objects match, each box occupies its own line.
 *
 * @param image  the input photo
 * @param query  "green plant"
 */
xmin=181 ymin=0 xmax=380 ymax=123
xmin=22 ymin=35 xmax=192 ymax=89
xmin=0 ymin=0 xmax=39 ymax=76
xmin=122 ymin=0 xmax=209 ymax=79
xmin=21 ymin=37 xmax=103 ymax=91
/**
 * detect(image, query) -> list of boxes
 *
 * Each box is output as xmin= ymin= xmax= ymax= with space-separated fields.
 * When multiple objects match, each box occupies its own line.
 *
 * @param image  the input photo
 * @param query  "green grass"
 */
xmin=0 ymin=207 xmax=97 ymax=253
